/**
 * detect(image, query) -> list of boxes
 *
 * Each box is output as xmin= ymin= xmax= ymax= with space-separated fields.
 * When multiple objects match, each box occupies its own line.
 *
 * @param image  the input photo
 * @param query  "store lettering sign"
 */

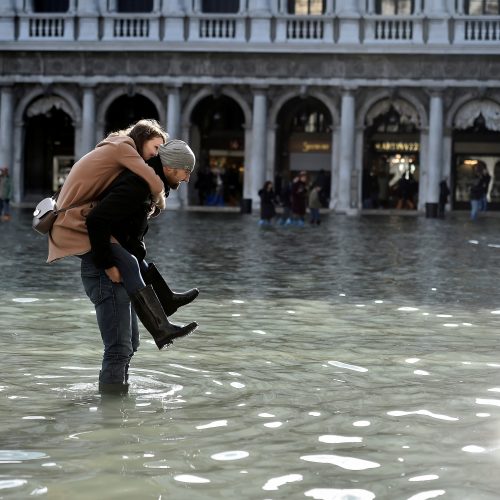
xmin=302 ymin=141 xmax=331 ymax=153
xmin=374 ymin=142 xmax=420 ymax=152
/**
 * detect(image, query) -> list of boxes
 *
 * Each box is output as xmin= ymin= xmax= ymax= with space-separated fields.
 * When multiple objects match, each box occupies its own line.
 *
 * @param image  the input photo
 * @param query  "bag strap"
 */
xmin=52 ymin=189 xmax=94 ymax=214
xmin=56 ymin=198 xmax=95 ymax=214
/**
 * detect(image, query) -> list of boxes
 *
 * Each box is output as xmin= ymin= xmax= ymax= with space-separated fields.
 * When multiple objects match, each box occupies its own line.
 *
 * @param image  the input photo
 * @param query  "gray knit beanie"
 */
xmin=158 ymin=140 xmax=196 ymax=172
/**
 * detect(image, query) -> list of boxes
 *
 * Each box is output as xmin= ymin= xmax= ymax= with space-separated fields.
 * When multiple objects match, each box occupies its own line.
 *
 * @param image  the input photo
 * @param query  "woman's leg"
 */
xmin=109 ymin=243 xmax=146 ymax=295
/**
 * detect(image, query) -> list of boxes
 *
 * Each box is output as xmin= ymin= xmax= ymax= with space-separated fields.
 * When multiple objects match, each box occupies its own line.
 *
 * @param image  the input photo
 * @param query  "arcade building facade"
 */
xmin=1 ymin=0 xmax=500 ymax=213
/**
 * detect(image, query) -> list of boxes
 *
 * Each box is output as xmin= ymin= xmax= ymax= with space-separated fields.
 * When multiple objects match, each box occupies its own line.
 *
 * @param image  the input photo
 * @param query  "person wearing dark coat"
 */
xmin=258 ymin=180 xmax=276 ymax=225
xmin=438 ymin=177 xmax=450 ymax=218
xmin=290 ymin=171 xmax=308 ymax=226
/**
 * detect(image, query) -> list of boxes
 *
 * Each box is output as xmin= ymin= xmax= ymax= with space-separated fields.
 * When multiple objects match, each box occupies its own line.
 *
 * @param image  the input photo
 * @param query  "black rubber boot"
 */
xmin=130 ymin=285 xmax=198 ymax=350
xmin=98 ymin=371 xmax=129 ymax=395
xmin=99 ymin=381 xmax=129 ymax=395
xmin=142 ymin=263 xmax=199 ymax=317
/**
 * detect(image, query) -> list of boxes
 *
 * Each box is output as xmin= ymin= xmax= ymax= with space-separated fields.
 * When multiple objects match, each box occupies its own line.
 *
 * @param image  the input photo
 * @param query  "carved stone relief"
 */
xmin=25 ymin=95 xmax=74 ymax=121
xmin=454 ymin=100 xmax=500 ymax=131
xmin=365 ymin=98 xmax=420 ymax=128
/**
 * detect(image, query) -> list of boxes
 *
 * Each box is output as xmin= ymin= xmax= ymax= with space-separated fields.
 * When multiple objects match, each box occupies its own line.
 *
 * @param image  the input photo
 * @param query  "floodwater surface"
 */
xmin=1 ymin=209 xmax=500 ymax=499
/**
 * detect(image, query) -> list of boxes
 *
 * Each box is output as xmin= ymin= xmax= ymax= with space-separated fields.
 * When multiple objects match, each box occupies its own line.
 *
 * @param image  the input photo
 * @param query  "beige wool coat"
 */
xmin=47 ymin=135 xmax=165 ymax=263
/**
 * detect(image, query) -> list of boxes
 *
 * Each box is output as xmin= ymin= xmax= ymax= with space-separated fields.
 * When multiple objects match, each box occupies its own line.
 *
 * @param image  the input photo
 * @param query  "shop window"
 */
xmin=32 ymin=0 xmax=69 ymax=12
xmin=117 ymin=0 xmax=154 ymax=13
xmin=465 ymin=0 xmax=500 ymax=14
xmin=375 ymin=0 xmax=413 ymax=15
xmin=201 ymin=0 xmax=239 ymax=13
xmin=287 ymin=0 xmax=325 ymax=14
xmin=292 ymin=111 xmax=328 ymax=133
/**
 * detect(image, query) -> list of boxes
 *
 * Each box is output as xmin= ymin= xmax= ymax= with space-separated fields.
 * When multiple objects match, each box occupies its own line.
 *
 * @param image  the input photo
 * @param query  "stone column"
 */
xmin=77 ymin=0 xmax=99 ymax=40
xmin=166 ymin=87 xmax=181 ymax=138
xmin=426 ymin=90 xmax=444 ymax=217
xmin=0 ymin=2 xmax=14 ymax=41
xmin=243 ymin=125 xmax=253 ymax=201
xmin=336 ymin=0 xmax=360 ymax=43
xmin=165 ymin=87 xmax=183 ymax=208
xmin=329 ymin=126 xmax=340 ymax=209
xmin=337 ymin=89 xmax=356 ymax=213
xmin=163 ymin=0 xmax=185 ymax=42
xmin=456 ymin=0 xmax=464 ymax=15
xmin=248 ymin=0 xmax=271 ymax=43
xmin=80 ymin=85 xmax=96 ymax=159
xmin=367 ymin=0 xmax=375 ymax=14
xmin=266 ymin=125 xmax=277 ymax=187
xmin=0 ymin=86 xmax=14 ymax=173
xmin=192 ymin=0 xmax=201 ymax=13
xmin=425 ymin=0 xmax=449 ymax=44
xmin=12 ymin=120 xmax=23 ymax=203
xmin=249 ymin=89 xmax=268 ymax=209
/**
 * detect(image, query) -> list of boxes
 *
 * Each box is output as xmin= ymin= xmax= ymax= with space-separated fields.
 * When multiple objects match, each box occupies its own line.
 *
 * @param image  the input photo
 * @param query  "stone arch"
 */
xmin=15 ymin=85 xmax=81 ymax=125
xmin=451 ymin=98 xmax=500 ymax=131
xmin=96 ymin=86 xmax=165 ymax=128
xmin=358 ymin=90 xmax=427 ymax=130
xmin=181 ymin=86 xmax=251 ymax=129
xmin=269 ymin=89 xmax=339 ymax=127
xmin=445 ymin=92 xmax=478 ymax=129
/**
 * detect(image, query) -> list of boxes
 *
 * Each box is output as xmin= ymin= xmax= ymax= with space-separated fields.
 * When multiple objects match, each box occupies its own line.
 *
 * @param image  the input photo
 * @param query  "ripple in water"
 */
xmin=304 ymin=488 xmax=375 ymax=500
xmin=387 ymin=410 xmax=458 ymax=421
xmin=300 ymin=454 xmax=380 ymax=470
xmin=174 ymin=474 xmax=210 ymax=483
xmin=211 ymin=450 xmax=249 ymax=461
xmin=262 ymin=474 xmax=303 ymax=491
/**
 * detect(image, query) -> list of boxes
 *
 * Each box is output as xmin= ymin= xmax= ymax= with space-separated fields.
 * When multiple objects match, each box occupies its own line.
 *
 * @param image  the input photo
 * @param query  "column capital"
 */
xmin=426 ymin=87 xmax=445 ymax=98
xmin=341 ymin=86 xmax=358 ymax=96
xmin=251 ymin=85 xmax=269 ymax=95
xmin=162 ymin=83 xmax=182 ymax=95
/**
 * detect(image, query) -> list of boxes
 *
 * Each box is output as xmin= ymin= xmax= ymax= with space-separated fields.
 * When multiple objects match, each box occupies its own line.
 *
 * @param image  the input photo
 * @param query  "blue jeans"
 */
xmin=110 ymin=243 xmax=148 ymax=295
xmin=80 ymin=253 xmax=140 ymax=385
xmin=480 ymin=195 xmax=488 ymax=212
xmin=310 ymin=208 xmax=320 ymax=224
xmin=470 ymin=199 xmax=481 ymax=220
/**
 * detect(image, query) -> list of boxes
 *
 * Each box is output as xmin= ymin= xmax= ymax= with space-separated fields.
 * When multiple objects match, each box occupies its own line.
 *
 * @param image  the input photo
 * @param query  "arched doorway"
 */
xmin=24 ymin=96 xmax=75 ymax=198
xmin=190 ymin=95 xmax=244 ymax=206
xmin=275 ymin=96 xmax=332 ymax=206
xmin=362 ymin=99 xmax=420 ymax=209
xmin=104 ymin=94 xmax=159 ymax=135
xmin=452 ymin=100 xmax=500 ymax=210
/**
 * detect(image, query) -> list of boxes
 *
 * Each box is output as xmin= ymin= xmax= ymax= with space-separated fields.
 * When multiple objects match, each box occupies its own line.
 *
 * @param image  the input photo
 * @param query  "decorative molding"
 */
xmin=365 ymin=98 xmax=420 ymax=128
xmin=454 ymin=99 xmax=500 ymax=131
xmin=25 ymin=95 xmax=74 ymax=120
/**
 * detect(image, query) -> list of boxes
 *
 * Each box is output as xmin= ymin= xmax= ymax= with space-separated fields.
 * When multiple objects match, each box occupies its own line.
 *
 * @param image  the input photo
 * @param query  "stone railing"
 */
xmin=364 ymin=15 xmax=423 ymax=43
xmin=454 ymin=16 xmax=500 ymax=42
xmin=273 ymin=15 xmax=334 ymax=43
xmin=102 ymin=14 xmax=160 ymax=40
xmin=17 ymin=13 xmax=74 ymax=40
xmin=4 ymin=10 xmax=500 ymax=47
xmin=188 ymin=14 xmax=245 ymax=41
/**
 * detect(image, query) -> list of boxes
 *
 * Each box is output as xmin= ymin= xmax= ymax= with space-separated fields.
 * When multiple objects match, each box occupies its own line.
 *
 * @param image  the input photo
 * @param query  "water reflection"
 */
xmin=1 ymin=210 xmax=500 ymax=498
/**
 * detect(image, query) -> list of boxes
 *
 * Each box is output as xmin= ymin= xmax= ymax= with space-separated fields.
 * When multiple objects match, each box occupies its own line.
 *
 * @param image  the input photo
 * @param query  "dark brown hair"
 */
xmin=127 ymin=119 xmax=168 ymax=154
xmin=111 ymin=119 xmax=168 ymax=156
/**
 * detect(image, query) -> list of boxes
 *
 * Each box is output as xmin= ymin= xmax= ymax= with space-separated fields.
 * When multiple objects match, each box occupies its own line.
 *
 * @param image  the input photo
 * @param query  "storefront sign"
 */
xmin=374 ymin=142 xmax=419 ymax=152
xmin=301 ymin=141 xmax=330 ymax=152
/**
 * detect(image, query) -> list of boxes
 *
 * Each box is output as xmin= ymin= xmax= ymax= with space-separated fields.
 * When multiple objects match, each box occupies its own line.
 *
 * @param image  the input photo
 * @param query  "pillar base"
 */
xmin=240 ymin=198 xmax=252 ymax=214
xmin=425 ymin=203 xmax=438 ymax=218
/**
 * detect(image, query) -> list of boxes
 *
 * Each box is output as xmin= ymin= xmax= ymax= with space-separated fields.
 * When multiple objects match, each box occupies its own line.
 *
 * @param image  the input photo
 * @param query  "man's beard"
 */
xmin=166 ymin=178 xmax=180 ymax=190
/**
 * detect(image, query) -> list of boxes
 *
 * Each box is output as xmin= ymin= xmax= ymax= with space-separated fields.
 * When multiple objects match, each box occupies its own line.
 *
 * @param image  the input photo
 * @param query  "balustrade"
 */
xmin=4 ymin=7 xmax=500 ymax=46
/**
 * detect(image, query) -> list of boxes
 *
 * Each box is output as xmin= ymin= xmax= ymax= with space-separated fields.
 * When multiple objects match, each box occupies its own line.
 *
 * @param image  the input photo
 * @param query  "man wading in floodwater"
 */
xmin=47 ymin=120 xmax=199 ymax=395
